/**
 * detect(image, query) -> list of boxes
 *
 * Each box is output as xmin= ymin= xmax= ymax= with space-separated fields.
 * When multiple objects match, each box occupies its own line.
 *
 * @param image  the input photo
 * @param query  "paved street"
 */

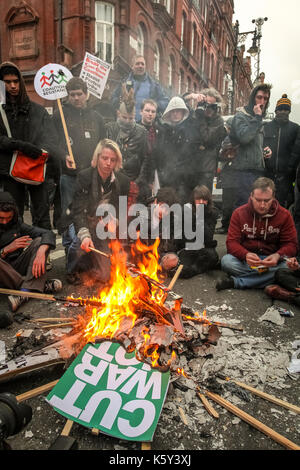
xmin=0 ymin=213 xmax=299 ymax=451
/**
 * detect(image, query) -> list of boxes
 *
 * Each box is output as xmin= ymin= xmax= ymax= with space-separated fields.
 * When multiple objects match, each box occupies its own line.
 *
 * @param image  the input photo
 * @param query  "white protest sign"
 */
xmin=80 ymin=52 xmax=111 ymax=100
xmin=34 ymin=63 xmax=73 ymax=101
xmin=34 ymin=63 xmax=76 ymax=168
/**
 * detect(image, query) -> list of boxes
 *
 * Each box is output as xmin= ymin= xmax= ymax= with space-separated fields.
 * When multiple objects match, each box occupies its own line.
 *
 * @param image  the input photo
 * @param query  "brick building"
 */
xmin=0 ymin=0 xmax=253 ymax=114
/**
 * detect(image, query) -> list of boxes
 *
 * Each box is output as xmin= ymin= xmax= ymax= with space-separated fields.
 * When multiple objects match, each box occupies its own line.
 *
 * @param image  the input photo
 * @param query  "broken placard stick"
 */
xmin=89 ymin=246 xmax=110 ymax=258
xmin=182 ymin=314 xmax=244 ymax=332
xmin=197 ymin=392 xmax=219 ymax=419
xmin=61 ymin=419 xmax=74 ymax=437
xmin=141 ymin=442 xmax=151 ymax=450
xmin=203 ymin=389 xmax=300 ymax=451
xmin=162 ymin=264 xmax=183 ymax=304
xmin=223 ymin=377 xmax=300 ymax=414
xmin=17 ymin=380 xmax=59 ymax=402
xmin=0 ymin=287 xmax=103 ymax=308
xmin=39 ymin=322 xmax=75 ymax=329
xmin=30 ymin=318 xmax=75 ymax=323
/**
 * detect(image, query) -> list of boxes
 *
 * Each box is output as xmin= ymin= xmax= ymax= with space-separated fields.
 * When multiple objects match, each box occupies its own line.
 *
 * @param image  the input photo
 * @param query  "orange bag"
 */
xmin=9 ymin=150 xmax=48 ymax=185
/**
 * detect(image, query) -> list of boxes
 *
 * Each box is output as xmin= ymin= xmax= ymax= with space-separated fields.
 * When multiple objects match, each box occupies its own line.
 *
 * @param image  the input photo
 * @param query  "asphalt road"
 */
xmin=0 ymin=214 xmax=299 ymax=454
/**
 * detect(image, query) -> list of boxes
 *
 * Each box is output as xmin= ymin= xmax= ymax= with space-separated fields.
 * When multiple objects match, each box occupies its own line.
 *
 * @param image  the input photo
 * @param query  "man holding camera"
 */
xmin=193 ymin=88 xmax=227 ymax=193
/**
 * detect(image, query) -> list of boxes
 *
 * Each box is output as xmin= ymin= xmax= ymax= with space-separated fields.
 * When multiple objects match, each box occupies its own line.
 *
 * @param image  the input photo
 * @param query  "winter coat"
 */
xmin=105 ymin=121 xmax=151 ymax=185
xmin=229 ymin=85 xmax=270 ymax=172
xmin=156 ymin=98 xmax=200 ymax=186
xmin=194 ymin=109 xmax=226 ymax=174
xmin=0 ymin=192 xmax=56 ymax=262
xmin=111 ymin=72 xmax=169 ymax=120
xmin=0 ymin=62 xmax=60 ymax=176
xmin=226 ymin=198 xmax=298 ymax=261
xmin=72 ymin=167 xmax=131 ymax=241
xmin=52 ymin=102 xmax=106 ymax=177
xmin=264 ymin=118 xmax=300 ymax=176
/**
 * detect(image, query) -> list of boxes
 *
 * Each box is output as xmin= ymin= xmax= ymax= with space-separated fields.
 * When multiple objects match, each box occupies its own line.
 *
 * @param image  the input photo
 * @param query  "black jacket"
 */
xmin=0 ymin=62 xmax=60 ymax=176
xmin=194 ymin=109 xmax=226 ymax=174
xmin=0 ymin=192 xmax=56 ymax=262
xmin=264 ymin=118 xmax=300 ymax=175
xmin=52 ymin=102 xmax=106 ymax=176
xmin=105 ymin=121 xmax=150 ymax=185
xmin=155 ymin=116 xmax=200 ymax=186
xmin=72 ymin=167 xmax=131 ymax=239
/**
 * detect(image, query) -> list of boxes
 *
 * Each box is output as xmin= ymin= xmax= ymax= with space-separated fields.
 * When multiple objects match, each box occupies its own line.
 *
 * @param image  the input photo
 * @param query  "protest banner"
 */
xmin=34 ymin=63 xmax=76 ymax=168
xmin=80 ymin=52 xmax=111 ymax=100
xmin=0 ymin=80 xmax=6 ymax=105
xmin=46 ymin=341 xmax=170 ymax=442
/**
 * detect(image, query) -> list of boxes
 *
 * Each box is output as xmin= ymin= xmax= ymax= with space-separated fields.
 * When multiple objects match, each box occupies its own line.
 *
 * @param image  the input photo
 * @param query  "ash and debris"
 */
xmin=0 ymin=297 xmax=299 ymax=451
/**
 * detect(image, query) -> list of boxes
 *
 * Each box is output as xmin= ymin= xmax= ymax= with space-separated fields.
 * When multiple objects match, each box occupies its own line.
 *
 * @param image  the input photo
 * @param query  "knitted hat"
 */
xmin=275 ymin=94 xmax=291 ymax=112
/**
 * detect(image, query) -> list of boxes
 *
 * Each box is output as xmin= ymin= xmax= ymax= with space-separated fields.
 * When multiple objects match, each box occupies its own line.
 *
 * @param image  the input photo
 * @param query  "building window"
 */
xmin=95 ymin=2 xmax=114 ymax=63
xmin=137 ymin=24 xmax=145 ymax=56
xmin=179 ymin=69 xmax=184 ymax=94
xmin=168 ymin=55 xmax=174 ymax=88
xmin=154 ymin=43 xmax=160 ymax=80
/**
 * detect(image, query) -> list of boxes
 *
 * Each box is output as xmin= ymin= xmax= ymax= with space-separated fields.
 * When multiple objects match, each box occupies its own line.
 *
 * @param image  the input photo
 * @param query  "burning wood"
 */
xmin=61 ymin=238 xmax=223 ymax=371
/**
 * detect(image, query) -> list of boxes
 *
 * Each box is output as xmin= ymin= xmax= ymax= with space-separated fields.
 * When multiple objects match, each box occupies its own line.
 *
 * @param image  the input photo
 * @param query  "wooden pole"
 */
xmin=57 ymin=98 xmax=76 ymax=169
xmin=89 ymin=247 xmax=110 ymax=258
xmin=203 ymin=389 xmax=300 ymax=451
xmin=228 ymin=378 xmax=300 ymax=414
xmin=197 ymin=392 xmax=219 ymax=419
xmin=17 ymin=380 xmax=59 ymax=402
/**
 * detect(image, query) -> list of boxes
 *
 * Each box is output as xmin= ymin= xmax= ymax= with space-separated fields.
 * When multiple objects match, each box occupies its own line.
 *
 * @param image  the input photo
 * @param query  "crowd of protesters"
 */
xmin=1 ymin=55 xmax=300 ymax=312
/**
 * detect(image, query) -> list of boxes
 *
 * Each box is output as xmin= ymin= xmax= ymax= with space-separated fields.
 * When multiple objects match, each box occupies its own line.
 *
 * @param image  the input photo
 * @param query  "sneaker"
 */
xmin=216 ymin=277 xmax=234 ymax=291
xmin=8 ymin=295 xmax=28 ymax=313
xmin=44 ymin=279 xmax=63 ymax=294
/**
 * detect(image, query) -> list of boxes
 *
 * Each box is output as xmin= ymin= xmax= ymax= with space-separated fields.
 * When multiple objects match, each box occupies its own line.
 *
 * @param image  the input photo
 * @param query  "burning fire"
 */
xmin=73 ymin=237 xmax=177 ymax=370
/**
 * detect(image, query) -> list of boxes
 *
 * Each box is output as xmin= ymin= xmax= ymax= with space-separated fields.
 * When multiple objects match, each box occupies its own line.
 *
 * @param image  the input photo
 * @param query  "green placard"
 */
xmin=46 ymin=341 xmax=170 ymax=442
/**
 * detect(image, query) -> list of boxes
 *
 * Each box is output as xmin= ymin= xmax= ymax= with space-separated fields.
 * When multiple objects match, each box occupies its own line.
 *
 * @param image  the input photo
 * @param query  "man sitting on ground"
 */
xmin=0 ymin=192 xmax=61 ymax=312
xmin=264 ymin=257 xmax=300 ymax=306
xmin=216 ymin=177 xmax=298 ymax=291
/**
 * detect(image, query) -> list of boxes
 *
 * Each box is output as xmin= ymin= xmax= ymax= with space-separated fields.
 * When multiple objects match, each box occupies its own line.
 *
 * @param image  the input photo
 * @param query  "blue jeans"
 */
xmin=66 ymin=235 xmax=111 ymax=282
xmin=221 ymin=254 xmax=288 ymax=289
xmin=60 ymin=174 xmax=76 ymax=214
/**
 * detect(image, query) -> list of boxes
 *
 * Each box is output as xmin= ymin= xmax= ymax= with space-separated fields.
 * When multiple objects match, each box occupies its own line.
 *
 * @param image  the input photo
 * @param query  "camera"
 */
xmin=0 ymin=393 xmax=32 ymax=450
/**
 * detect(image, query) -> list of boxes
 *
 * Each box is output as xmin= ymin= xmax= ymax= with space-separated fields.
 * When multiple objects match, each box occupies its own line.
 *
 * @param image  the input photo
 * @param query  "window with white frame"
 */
xmin=154 ymin=43 xmax=160 ymax=80
xmin=168 ymin=55 xmax=174 ymax=88
xmin=95 ymin=2 xmax=114 ymax=63
xmin=137 ymin=24 xmax=145 ymax=56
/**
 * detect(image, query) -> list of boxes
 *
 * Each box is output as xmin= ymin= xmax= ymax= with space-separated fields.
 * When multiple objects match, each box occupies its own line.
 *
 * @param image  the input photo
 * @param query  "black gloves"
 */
xmin=7 ymin=139 xmax=42 ymax=158
xmin=17 ymin=141 xmax=42 ymax=159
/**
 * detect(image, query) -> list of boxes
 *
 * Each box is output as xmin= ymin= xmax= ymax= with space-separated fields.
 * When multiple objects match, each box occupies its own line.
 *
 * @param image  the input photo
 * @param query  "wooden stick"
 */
xmin=203 ymin=389 xmax=300 ymax=451
xmin=197 ymin=392 xmax=219 ymax=419
xmin=17 ymin=380 xmax=59 ymax=402
xmin=0 ymin=287 xmax=56 ymax=301
xmin=89 ymin=247 xmax=110 ymax=258
xmin=57 ymin=98 xmax=76 ymax=169
xmin=229 ymin=378 xmax=300 ymax=415
xmin=162 ymin=264 xmax=183 ymax=304
xmin=141 ymin=442 xmax=152 ymax=450
xmin=39 ymin=322 xmax=74 ymax=329
xmin=31 ymin=318 xmax=75 ymax=323
xmin=168 ymin=264 xmax=183 ymax=291
xmin=182 ymin=315 xmax=244 ymax=332
xmin=61 ymin=419 xmax=74 ymax=437
xmin=178 ymin=406 xmax=189 ymax=425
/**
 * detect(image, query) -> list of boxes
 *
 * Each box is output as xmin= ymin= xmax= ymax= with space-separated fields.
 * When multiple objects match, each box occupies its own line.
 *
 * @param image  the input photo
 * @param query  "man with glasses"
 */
xmin=216 ymin=177 xmax=298 ymax=290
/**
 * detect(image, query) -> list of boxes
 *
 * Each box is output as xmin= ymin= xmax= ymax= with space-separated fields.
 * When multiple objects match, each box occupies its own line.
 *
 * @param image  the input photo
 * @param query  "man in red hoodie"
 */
xmin=216 ymin=177 xmax=298 ymax=290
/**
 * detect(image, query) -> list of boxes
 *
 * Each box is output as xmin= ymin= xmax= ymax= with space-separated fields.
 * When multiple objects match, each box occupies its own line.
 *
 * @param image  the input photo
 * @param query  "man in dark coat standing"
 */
xmin=264 ymin=94 xmax=300 ymax=208
xmin=0 ymin=62 xmax=59 ymax=229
